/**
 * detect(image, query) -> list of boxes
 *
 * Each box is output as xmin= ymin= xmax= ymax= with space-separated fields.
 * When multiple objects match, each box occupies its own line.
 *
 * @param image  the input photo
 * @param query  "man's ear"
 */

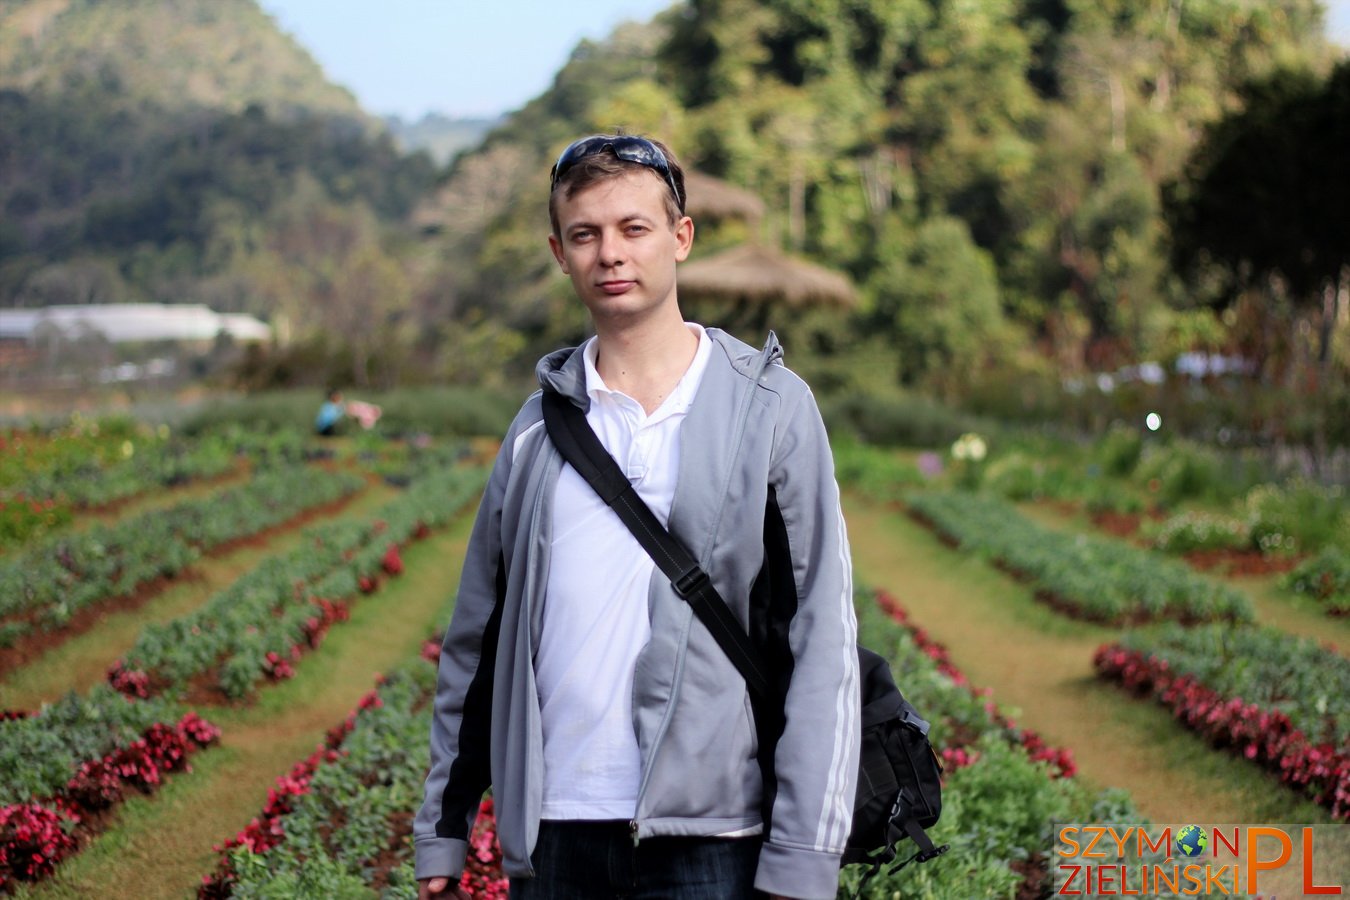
xmin=674 ymin=216 xmax=694 ymax=262
xmin=548 ymin=233 xmax=570 ymax=274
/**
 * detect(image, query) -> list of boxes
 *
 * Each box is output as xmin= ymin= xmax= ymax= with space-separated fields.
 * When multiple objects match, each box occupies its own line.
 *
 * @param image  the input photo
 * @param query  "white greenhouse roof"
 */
xmin=0 ymin=304 xmax=271 ymax=344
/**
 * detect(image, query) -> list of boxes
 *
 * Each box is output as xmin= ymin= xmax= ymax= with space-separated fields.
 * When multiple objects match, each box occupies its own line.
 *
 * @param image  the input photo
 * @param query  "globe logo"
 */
xmin=1175 ymin=825 xmax=1208 ymax=858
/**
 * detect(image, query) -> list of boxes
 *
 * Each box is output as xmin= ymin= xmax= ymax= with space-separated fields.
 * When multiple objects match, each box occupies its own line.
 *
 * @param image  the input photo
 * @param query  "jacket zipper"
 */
xmin=627 ymin=334 xmax=780 ymax=847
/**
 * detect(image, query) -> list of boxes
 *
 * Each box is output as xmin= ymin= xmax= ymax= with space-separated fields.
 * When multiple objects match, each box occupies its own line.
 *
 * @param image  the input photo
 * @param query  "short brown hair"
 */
xmin=548 ymin=136 xmax=686 ymax=236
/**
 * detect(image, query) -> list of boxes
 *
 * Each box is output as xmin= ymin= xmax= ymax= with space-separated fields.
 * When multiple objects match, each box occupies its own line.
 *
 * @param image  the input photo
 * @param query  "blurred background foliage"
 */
xmin=0 ymin=0 xmax=1347 ymax=467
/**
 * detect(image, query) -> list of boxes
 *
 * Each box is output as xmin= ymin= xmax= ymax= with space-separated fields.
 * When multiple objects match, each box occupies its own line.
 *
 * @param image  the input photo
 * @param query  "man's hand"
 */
xmin=417 ymin=876 xmax=471 ymax=899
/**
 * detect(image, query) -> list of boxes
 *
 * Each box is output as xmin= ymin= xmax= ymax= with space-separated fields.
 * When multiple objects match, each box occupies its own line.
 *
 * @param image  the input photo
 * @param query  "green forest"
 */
xmin=1 ymin=0 xmax=1347 ymax=451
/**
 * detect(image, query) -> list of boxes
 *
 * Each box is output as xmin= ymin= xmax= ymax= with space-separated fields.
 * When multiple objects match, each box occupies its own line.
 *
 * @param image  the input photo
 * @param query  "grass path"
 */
xmin=1016 ymin=500 xmax=1350 ymax=656
xmin=16 ymin=508 xmax=475 ymax=900
xmin=843 ymin=493 xmax=1333 ymax=825
xmin=1234 ymin=573 xmax=1350 ymax=654
xmin=0 ymin=482 xmax=402 ymax=710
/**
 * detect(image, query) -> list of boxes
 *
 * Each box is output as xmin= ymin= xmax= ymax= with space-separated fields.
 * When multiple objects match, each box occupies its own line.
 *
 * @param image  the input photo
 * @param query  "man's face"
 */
xmin=548 ymin=170 xmax=694 ymax=326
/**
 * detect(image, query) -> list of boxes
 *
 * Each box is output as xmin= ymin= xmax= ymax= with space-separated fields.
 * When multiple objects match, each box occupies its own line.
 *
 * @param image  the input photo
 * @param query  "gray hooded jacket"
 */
xmin=414 ymin=328 xmax=859 ymax=899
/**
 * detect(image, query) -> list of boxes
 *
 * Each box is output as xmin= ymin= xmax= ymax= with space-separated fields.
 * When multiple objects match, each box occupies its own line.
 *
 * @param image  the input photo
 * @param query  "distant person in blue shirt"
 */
xmin=315 ymin=389 xmax=344 ymax=437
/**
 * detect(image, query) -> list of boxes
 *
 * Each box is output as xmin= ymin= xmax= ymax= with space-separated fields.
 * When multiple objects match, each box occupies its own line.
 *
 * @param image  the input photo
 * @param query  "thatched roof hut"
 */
xmin=683 ymin=170 xmax=766 ymax=225
xmin=677 ymin=243 xmax=858 ymax=309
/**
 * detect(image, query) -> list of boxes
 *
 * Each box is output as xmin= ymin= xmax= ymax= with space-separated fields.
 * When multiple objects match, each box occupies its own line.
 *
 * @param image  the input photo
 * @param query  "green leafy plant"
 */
xmin=845 ymin=591 xmax=1139 ymax=898
xmin=832 ymin=442 xmax=927 ymax=504
xmin=114 ymin=464 xmax=487 ymax=700
xmin=1096 ymin=424 xmax=1144 ymax=477
xmin=1245 ymin=481 xmax=1349 ymax=556
xmin=907 ymin=491 xmax=1253 ymax=624
xmin=1147 ymin=511 xmax=1250 ymax=554
xmin=1283 ymin=548 xmax=1350 ymax=615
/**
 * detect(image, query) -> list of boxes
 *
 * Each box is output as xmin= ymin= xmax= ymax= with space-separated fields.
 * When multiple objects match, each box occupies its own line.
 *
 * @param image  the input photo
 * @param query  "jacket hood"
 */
xmin=535 ymin=328 xmax=783 ymax=407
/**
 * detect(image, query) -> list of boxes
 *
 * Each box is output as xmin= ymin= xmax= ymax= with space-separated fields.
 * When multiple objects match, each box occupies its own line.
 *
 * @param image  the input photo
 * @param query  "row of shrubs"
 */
xmin=111 ymin=463 xmax=486 ymax=701
xmin=198 ymin=662 xmax=464 ymax=899
xmin=178 ymin=386 xmax=522 ymax=440
xmin=906 ymin=490 xmax=1254 ymax=624
xmin=0 ymin=420 xmax=334 ymax=549
xmin=198 ymin=589 xmax=1134 ymax=898
xmin=849 ymin=590 xmax=1139 ymax=898
xmin=0 ymin=466 xmax=365 ymax=648
xmin=0 ymin=415 xmax=149 ymax=489
xmin=1142 ymin=483 xmax=1348 ymax=559
xmin=1 ymin=449 xmax=489 ymax=892
xmin=977 ymin=428 xmax=1347 ymax=549
xmin=0 ymin=687 xmax=220 ymax=890
xmin=1096 ymin=623 xmax=1349 ymax=820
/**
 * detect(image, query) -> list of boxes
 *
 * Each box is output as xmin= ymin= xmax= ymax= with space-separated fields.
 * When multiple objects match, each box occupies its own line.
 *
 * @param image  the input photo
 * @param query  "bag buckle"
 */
xmin=673 ymin=566 xmax=710 ymax=598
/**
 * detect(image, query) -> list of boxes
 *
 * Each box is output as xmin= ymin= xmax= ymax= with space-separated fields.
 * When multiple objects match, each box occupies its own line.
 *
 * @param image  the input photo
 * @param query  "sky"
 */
xmin=256 ymin=0 xmax=678 ymax=120
xmin=258 ymin=0 xmax=1350 ymax=122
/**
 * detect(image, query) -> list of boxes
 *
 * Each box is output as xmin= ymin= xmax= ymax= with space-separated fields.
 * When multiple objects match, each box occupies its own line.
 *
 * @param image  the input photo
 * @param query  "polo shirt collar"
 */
xmin=582 ymin=323 xmax=711 ymax=422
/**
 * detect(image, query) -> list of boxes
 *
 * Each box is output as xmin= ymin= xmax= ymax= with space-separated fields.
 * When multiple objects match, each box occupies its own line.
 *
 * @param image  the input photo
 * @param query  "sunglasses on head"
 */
xmin=550 ymin=135 xmax=685 ymax=213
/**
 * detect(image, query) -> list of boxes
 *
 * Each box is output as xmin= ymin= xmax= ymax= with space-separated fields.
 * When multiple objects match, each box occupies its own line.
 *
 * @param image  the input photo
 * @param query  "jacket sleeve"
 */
xmin=754 ymin=385 xmax=860 ymax=900
xmin=413 ymin=427 xmax=516 ymax=881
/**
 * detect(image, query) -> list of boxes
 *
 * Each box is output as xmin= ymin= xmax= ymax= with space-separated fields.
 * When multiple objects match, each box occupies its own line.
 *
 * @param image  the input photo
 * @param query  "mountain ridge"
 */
xmin=0 ymin=0 xmax=369 ymax=124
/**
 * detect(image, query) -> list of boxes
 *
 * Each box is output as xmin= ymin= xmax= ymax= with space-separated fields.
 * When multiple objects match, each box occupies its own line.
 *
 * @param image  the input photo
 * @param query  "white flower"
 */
xmin=951 ymin=432 xmax=988 ymax=462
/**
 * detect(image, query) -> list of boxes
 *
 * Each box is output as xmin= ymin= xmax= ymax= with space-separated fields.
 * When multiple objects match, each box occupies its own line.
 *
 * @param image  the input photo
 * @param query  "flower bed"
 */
xmin=198 ymin=661 xmax=508 ymax=898
xmin=0 ymin=420 xmax=138 ymax=494
xmin=0 ymin=466 xmax=365 ymax=650
xmin=1095 ymin=623 xmax=1350 ymax=819
xmin=848 ymin=589 xmax=1136 ymax=898
xmin=0 ymin=496 xmax=72 ymax=552
xmin=0 ymin=687 xmax=208 ymax=807
xmin=907 ymin=490 xmax=1253 ymax=624
xmin=110 ymin=464 xmax=486 ymax=701
xmin=199 ymin=584 xmax=1126 ymax=899
xmin=0 ymin=687 xmax=219 ymax=890
xmin=0 ymin=423 xmax=322 ymax=552
xmin=11 ymin=430 xmax=238 ymax=513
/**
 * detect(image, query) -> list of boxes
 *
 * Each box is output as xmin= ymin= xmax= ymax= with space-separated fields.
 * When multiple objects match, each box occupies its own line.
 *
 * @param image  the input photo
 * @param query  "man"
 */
xmin=415 ymin=135 xmax=859 ymax=899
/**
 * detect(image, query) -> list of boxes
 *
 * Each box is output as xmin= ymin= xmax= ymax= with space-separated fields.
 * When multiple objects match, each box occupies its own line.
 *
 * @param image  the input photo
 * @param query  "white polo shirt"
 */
xmin=536 ymin=324 xmax=712 ymax=820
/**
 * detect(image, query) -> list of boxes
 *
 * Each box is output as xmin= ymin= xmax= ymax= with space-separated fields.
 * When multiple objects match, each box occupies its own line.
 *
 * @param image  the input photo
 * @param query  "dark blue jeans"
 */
xmin=509 ymin=820 xmax=765 ymax=899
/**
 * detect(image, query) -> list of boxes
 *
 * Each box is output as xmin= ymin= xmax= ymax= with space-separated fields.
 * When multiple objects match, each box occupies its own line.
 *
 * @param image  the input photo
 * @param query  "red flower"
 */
xmin=381 ymin=544 xmax=404 ymax=576
xmin=0 ymin=803 xmax=80 ymax=884
xmin=1095 ymin=642 xmax=1350 ymax=820
xmin=459 ymin=798 xmax=509 ymax=898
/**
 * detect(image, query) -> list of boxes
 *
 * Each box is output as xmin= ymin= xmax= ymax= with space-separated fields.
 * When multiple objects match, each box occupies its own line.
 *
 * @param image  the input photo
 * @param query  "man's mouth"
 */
xmin=599 ymin=280 xmax=635 ymax=294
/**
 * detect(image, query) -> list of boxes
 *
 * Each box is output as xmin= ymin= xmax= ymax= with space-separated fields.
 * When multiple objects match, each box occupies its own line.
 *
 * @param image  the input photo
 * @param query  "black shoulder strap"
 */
xmin=541 ymin=390 xmax=773 ymax=700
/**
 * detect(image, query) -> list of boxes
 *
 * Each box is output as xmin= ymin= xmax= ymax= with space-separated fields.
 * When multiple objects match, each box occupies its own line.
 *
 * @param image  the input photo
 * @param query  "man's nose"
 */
xmin=598 ymin=230 xmax=625 ymax=266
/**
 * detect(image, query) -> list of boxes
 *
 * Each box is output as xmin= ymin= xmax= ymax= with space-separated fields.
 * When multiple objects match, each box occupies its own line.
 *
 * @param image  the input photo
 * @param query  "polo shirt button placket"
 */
xmin=628 ymin=427 xmax=652 ymax=482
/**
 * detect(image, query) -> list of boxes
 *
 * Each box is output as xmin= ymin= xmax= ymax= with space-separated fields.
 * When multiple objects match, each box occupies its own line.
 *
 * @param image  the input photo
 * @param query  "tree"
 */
xmin=13 ymin=257 xmax=127 ymax=307
xmin=1166 ymin=62 xmax=1350 ymax=369
xmin=865 ymin=213 xmax=1006 ymax=394
xmin=330 ymin=243 xmax=412 ymax=388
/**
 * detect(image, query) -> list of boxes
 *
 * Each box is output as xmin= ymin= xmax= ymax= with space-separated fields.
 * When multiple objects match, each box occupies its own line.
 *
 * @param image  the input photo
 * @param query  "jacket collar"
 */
xmin=536 ymin=328 xmax=782 ymax=409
